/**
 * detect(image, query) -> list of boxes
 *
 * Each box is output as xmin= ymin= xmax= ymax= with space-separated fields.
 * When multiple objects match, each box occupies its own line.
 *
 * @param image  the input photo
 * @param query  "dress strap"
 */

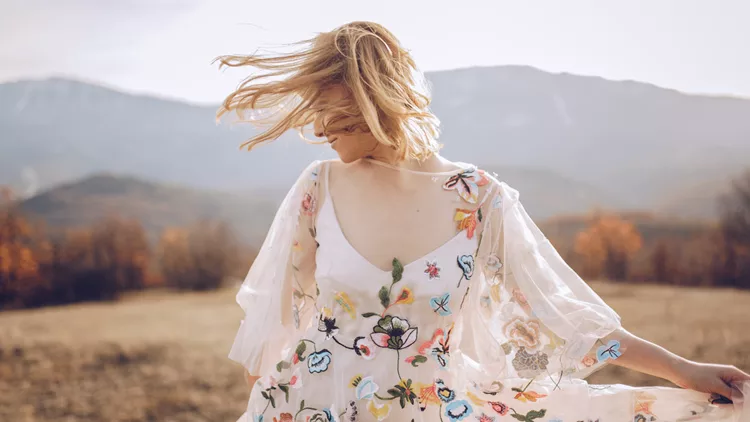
xmin=322 ymin=160 xmax=332 ymax=203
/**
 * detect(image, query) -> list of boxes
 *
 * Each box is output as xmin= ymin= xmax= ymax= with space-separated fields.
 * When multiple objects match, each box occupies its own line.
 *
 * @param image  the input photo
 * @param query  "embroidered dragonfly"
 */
xmin=429 ymin=292 xmax=452 ymax=316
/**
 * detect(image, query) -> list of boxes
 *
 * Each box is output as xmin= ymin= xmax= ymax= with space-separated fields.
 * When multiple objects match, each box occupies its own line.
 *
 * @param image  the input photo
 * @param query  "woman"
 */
xmin=217 ymin=21 xmax=749 ymax=422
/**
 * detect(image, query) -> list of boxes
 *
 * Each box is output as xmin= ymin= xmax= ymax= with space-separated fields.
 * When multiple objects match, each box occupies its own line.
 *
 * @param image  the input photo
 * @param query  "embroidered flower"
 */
xmin=275 ymin=413 xmax=293 ymax=422
xmin=511 ymin=346 xmax=549 ymax=375
xmin=596 ymin=340 xmax=622 ymax=362
xmin=635 ymin=414 xmax=657 ymax=422
xmin=367 ymin=399 xmax=391 ymax=421
xmin=511 ymin=288 xmax=530 ymax=309
xmin=370 ymin=315 xmax=419 ymax=350
xmin=492 ymin=194 xmax=503 ymax=209
xmin=456 ymin=255 xmax=475 ymax=287
xmin=425 ymin=260 xmax=441 ymax=279
xmin=301 ymin=192 xmax=316 ymax=215
xmin=333 ymin=291 xmax=357 ymax=319
xmin=353 ymin=375 xmax=379 ymax=400
xmin=391 ymin=378 xmax=418 ymax=408
xmin=307 ymin=349 xmax=332 ymax=373
xmin=353 ymin=336 xmax=377 ymax=360
xmin=479 ymin=380 xmax=504 ymax=395
xmin=444 ymin=399 xmax=473 ymax=421
xmin=430 ymin=292 xmax=452 ymax=316
xmin=465 ymin=391 xmax=486 ymax=406
xmin=581 ymin=355 xmax=597 ymax=367
xmin=317 ymin=314 xmax=339 ymax=340
xmin=454 ymin=208 xmax=479 ymax=239
xmin=288 ymin=367 xmax=303 ymax=389
xmin=416 ymin=382 xmax=441 ymax=410
xmin=503 ymin=317 xmax=542 ymax=351
xmin=486 ymin=255 xmax=503 ymax=272
xmin=476 ymin=413 xmax=496 ymax=422
xmin=488 ymin=401 xmax=509 ymax=416
xmin=634 ymin=392 xmax=657 ymax=415
xmin=309 ymin=411 xmax=329 ymax=422
xmin=416 ymin=326 xmax=451 ymax=368
xmin=435 ymin=379 xmax=456 ymax=402
xmin=443 ymin=167 xmax=490 ymax=204
xmin=512 ymin=389 xmax=547 ymax=403
xmin=392 ymin=287 xmax=414 ymax=305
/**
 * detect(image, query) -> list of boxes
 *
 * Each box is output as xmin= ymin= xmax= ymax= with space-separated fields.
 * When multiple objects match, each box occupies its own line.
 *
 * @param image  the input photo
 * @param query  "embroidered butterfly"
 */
xmin=596 ymin=340 xmax=622 ymax=362
xmin=443 ymin=167 xmax=490 ymax=204
xmin=430 ymin=293 xmax=452 ymax=316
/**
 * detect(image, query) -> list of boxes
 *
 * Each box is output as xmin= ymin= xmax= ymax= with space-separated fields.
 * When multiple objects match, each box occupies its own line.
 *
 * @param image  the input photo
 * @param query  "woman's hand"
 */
xmin=671 ymin=360 xmax=750 ymax=402
xmin=244 ymin=368 xmax=261 ymax=392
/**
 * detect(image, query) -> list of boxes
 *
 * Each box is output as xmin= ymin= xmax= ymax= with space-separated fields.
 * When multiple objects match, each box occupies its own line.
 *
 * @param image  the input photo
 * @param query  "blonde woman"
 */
xmin=218 ymin=21 xmax=749 ymax=422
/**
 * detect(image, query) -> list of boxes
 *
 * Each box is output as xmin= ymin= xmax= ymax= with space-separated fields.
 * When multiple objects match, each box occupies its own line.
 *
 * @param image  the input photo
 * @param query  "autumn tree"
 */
xmin=717 ymin=170 xmax=750 ymax=288
xmin=0 ymin=187 xmax=48 ymax=309
xmin=158 ymin=219 xmax=239 ymax=291
xmin=90 ymin=216 xmax=150 ymax=292
xmin=574 ymin=212 xmax=643 ymax=281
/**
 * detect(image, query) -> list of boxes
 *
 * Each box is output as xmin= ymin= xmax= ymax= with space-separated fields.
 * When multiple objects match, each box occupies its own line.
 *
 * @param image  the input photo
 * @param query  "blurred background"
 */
xmin=1 ymin=0 xmax=749 ymax=421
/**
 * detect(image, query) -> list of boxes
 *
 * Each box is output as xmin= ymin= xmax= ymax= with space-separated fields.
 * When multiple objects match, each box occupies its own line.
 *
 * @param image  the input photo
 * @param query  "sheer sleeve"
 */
xmin=228 ymin=160 xmax=323 ymax=376
xmin=463 ymin=179 xmax=625 ymax=382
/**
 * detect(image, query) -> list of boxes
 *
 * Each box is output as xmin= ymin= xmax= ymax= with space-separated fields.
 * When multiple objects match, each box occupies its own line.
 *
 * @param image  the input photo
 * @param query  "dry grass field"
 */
xmin=1 ymin=282 xmax=749 ymax=422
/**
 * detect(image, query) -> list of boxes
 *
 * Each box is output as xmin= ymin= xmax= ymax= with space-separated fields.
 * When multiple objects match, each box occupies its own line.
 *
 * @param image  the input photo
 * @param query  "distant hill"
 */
xmin=2 ymin=65 xmax=750 ymax=219
xmin=18 ymin=174 xmax=277 ymax=245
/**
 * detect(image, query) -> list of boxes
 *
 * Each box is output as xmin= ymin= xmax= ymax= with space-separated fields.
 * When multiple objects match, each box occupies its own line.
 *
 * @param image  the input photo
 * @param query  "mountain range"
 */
xmin=2 ymin=65 xmax=749 ymax=242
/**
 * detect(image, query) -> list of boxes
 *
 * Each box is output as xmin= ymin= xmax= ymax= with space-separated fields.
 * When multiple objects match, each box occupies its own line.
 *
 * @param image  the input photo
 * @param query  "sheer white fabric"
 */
xmin=228 ymin=160 xmax=322 ymax=376
xmin=228 ymin=158 xmax=747 ymax=422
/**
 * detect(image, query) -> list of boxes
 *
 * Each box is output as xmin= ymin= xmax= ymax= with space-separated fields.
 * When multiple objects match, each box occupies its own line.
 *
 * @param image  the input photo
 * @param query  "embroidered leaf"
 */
xmin=279 ymin=384 xmax=290 ymax=403
xmin=378 ymin=286 xmax=391 ymax=308
xmin=392 ymin=258 xmax=404 ymax=283
xmin=477 ymin=207 xmax=483 ymax=222
xmin=334 ymin=291 xmax=357 ymax=319
xmin=261 ymin=391 xmax=269 ymax=400
xmin=295 ymin=341 xmax=306 ymax=358
xmin=511 ymin=413 xmax=527 ymax=422
xmin=299 ymin=400 xmax=305 ymax=411
xmin=408 ymin=355 xmax=428 ymax=367
xmin=269 ymin=394 xmax=276 ymax=408
xmin=276 ymin=360 xmax=291 ymax=373
xmin=527 ymin=409 xmax=547 ymax=421
xmin=361 ymin=312 xmax=379 ymax=318
xmin=501 ymin=342 xmax=513 ymax=355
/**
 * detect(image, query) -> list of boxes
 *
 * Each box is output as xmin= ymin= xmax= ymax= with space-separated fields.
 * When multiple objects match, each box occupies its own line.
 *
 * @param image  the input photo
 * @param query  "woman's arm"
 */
xmin=613 ymin=328 xmax=750 ymax=400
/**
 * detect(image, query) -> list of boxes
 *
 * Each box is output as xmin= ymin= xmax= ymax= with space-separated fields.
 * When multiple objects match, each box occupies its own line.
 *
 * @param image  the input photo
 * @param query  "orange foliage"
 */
xmin=574 ymin=213 xmax=643 ymax=280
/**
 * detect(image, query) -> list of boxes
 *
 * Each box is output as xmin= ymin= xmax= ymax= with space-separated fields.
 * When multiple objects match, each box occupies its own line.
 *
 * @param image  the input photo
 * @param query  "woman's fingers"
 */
xmin=720 ymin=366 xmax=750 ymax=399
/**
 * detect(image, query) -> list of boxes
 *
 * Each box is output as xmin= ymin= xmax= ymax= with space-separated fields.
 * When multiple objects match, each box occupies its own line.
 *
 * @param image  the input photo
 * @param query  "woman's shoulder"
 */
xmin=444 ymin=159 xmax=520 ymax=203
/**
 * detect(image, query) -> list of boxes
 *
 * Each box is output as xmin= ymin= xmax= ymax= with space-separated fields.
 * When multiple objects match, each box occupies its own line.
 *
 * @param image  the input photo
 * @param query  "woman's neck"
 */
xmin=364 ymin=143 xmax=453 ymax=173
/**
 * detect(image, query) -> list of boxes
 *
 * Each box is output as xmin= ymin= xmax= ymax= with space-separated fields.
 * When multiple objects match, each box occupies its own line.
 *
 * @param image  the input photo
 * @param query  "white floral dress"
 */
xmin=229 ymin=159 xmax=748 ymax=422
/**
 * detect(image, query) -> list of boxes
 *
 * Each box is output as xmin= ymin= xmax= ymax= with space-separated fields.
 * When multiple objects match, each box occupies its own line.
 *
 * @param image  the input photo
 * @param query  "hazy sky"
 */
xmin=2 ymin=0 xmax=748 ymax=104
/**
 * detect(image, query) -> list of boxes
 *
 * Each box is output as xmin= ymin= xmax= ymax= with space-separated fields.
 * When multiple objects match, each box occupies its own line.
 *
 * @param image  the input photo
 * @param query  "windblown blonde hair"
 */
xmin=214 ymin=21 xmax=441 ymax=161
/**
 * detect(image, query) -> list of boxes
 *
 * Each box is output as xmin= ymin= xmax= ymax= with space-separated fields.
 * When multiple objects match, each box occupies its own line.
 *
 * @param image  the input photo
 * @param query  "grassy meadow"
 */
xmin=1 ymin=281 xmax=749 ymax=422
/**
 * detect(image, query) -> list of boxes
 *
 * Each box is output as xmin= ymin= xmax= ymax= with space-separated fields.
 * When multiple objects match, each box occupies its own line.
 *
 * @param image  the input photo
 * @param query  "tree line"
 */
xmin=1 ymin=170 xmax=748 ymax=310
xmin=0 ymin=185 xmax=244 ymax=310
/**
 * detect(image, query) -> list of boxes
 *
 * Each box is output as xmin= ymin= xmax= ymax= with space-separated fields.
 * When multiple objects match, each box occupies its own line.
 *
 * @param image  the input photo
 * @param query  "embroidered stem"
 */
xmin=332 ymin=336 xmax=354 ymax=350
xmin=396 ymin=349 xmax=403 ymax=381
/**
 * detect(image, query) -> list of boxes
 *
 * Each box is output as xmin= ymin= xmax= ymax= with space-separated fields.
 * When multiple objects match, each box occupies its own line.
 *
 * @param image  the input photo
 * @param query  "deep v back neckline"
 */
xmin=319 ymin=198 xmax=468 ymax=274
xmin=318 ymin=161 xmax=471 ymax=274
